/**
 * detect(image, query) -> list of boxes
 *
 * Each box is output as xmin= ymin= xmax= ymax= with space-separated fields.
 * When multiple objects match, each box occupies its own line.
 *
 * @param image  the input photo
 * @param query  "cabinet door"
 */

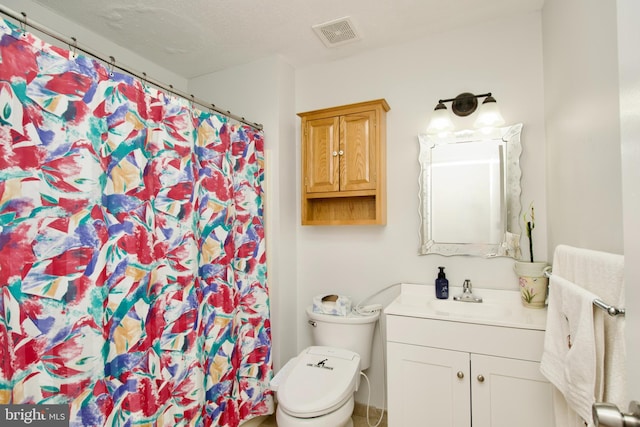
xmin=471 ymin=354 xmax=555 ymax=427
xmin=387 ymin=342 xmax=471 ymax=427
xmin=340 ymin=110 xmax=377 ymax=191
xmin=304 ymin=116 xmax=340 ymax=193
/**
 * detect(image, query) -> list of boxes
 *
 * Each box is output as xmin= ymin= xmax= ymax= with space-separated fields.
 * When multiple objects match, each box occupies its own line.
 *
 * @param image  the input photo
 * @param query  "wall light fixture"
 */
xmin=426 ymin=92 xmax=505 ymax=135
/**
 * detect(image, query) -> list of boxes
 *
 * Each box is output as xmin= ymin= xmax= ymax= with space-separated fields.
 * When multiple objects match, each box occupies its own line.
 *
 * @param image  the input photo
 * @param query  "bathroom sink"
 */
xmin=428 ymin=298 xmax=511 ymax=319
xmin=385 ymin=283 xmax=548 ymax=330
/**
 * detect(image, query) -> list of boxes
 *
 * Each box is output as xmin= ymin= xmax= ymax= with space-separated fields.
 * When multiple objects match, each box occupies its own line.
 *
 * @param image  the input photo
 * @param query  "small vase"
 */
xmin=514 ymin=261 xmax=551 ymax=309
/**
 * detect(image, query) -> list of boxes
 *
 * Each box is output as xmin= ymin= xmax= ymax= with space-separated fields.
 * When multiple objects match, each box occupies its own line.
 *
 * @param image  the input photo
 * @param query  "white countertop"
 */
xmin=384 ymin=283 xmax=548 ymax=330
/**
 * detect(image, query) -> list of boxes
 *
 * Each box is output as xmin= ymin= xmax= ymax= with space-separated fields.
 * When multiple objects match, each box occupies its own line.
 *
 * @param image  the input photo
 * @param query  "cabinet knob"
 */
xmin=332 ymin=151 xmax=338 ymax=157
xmin=477 ymin=374 xmax=485 ymax=383
xmin=338 ymin=150 xmax=344 ymax=156
xmin=456 ymin=371 xmax=464 ymax=379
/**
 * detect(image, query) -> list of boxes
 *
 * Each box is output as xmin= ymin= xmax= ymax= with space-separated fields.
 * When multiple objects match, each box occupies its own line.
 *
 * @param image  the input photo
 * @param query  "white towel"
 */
xmin=551 ymin=388 xmax=589 ymax=427
xmin=540 ymin=274 xmax=605 ymax=425
xmin=552 ymin=245 xmax=626 ymax=409
xmin=553 ymin=245 xmax=624 ymax=308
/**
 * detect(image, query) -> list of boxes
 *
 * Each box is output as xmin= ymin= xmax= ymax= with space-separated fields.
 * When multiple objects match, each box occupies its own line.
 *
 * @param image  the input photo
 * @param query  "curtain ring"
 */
xmin=20 ymin=12 xmax=27 ymax=36
xmin=69 ymin=37 xmax=77 ymax=58
xmin=108 ymin=56 xmax=115 ymax=77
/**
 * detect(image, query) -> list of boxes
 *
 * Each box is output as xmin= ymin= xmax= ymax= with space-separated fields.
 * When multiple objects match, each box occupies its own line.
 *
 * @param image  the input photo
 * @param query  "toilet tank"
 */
xmin=305 ymin=306 xmax=380 ymax=370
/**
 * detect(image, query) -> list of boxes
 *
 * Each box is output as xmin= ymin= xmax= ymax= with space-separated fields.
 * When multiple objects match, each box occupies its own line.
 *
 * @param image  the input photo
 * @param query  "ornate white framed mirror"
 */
xmin=418 ymin=123 xmax=523 ymax=257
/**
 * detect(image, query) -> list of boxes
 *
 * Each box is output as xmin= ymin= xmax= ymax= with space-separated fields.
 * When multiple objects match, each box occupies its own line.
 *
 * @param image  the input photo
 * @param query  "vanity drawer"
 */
xmin=386 ymin=315 xmax=545 ymax=362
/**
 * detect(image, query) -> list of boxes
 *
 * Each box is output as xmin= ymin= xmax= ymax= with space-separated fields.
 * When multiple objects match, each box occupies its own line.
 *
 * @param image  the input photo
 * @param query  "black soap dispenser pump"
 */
xmin=435 ymin=266 xmax=449 ymax=299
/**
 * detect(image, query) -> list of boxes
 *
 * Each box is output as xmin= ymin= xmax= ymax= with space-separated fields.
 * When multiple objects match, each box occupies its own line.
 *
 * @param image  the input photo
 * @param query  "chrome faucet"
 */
xmin=453 ymin=279 xmax=483 ymax=303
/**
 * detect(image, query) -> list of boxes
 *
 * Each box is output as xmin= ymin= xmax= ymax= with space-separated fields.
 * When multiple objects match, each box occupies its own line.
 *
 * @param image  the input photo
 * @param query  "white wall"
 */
xmin=1 ymin=0 xmax=188 ymax=91
xmin=617 ymin=0 xmax=640 ymax=403
xmin=295 ymin=11 xmax=546 ymax=407
xmin=542 ymin=0 xmax=623 ymax=255
xmin=543 ymin=0 xmax=640 ymax=407
xmin=189 ymin=56 xmax=299 ymax=373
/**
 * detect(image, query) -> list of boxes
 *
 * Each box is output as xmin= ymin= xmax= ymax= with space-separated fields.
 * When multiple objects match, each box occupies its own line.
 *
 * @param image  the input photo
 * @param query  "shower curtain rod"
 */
xmin=0 ymin=5 xmax=263 ymax=131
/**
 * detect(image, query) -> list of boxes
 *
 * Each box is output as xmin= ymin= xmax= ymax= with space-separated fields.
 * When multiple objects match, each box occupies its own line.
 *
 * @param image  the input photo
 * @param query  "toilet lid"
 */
xmin=277 ymin=346 xmax=361 ymax=418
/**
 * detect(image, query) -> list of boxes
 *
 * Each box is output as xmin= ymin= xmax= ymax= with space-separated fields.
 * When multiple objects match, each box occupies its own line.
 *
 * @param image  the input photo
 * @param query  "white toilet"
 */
xmin=272 ymin=306 xmax=380 ymax=427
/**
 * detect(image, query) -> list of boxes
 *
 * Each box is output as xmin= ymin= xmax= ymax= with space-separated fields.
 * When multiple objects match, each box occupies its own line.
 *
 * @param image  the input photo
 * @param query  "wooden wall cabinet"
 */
xmin=298 ymin=99 xmax=390 ymax=225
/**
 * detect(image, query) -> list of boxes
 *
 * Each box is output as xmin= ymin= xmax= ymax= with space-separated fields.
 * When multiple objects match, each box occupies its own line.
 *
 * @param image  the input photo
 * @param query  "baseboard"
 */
xmin=353 ymin=402 xmax=387 ymax=424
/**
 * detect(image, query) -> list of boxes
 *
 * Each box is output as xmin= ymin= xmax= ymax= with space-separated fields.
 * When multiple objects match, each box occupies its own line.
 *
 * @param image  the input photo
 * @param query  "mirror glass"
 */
xmin=418 ymin=123 xmax=523 ymax=257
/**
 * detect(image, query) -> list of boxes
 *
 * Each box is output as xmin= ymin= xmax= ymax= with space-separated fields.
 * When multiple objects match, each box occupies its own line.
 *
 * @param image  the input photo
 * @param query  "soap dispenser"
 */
xmin=435 ymin=266 xmax=449 ymax=299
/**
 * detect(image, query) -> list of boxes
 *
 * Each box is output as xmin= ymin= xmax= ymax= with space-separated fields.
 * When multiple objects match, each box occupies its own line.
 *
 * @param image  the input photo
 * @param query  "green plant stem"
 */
xmin=527 ymin=222 xmax=534 ymax=262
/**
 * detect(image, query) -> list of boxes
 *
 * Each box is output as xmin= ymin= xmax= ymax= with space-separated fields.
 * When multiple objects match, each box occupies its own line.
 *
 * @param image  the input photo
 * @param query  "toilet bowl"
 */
xmin=271 ymin=306 xmax=380 ymax=426
xmin=275 ymin=346 xmax=360 ymax=427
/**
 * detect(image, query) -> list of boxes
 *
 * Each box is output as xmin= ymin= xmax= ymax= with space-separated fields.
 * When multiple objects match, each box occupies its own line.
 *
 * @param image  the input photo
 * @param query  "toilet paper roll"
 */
xmin=312 ymin=294 xmax=352 ymax=316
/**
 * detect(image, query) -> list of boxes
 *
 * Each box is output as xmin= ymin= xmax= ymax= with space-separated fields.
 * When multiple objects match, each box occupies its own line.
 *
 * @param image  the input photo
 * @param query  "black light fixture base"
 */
xmin=437 ymin=92 xmax=493 ymax=117
xmin=451 ymin=92 xmax=478 ymax=117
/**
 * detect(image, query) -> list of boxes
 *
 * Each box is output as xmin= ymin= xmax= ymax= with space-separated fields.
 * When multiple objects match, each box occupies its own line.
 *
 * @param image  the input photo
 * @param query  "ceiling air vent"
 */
xmin=312 ymin=16 xmax=361 ymax=48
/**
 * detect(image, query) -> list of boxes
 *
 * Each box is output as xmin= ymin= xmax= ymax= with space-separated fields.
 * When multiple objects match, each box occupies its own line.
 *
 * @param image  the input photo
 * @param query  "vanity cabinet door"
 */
xmin=387 ymin=342 xmax=471 ymax=427
xmin=470 ymin=354 xmax=555 ymax=427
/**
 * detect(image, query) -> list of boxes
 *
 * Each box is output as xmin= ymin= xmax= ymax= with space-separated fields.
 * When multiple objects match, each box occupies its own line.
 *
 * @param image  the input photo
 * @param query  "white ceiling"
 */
xmin=33 ymin=0 xmax=544 ymax=79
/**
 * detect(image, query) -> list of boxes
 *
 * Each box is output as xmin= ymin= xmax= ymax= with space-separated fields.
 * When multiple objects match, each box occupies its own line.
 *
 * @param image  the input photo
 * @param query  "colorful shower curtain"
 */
xmin=0 ymin=18 xmax=272 ymax=427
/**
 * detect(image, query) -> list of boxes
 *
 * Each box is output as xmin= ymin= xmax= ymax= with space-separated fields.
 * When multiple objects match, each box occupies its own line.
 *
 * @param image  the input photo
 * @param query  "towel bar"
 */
xmin=544 ymin=270 xmax=626 ymax=317
xmin=592 ymin=299 xmax=626 ymax=317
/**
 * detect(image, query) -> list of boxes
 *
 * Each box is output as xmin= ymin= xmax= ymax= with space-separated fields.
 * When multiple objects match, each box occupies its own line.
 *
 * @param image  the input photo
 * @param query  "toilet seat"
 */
xmin=276 ymin=346 xmax=361 ymax=418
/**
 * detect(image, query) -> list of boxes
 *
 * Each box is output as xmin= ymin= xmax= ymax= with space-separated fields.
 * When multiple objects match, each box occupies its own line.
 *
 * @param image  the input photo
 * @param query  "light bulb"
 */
xmin=474 ymin=96 xmax=505 ymax=129
xmin=427 ymin=103 xmax=454 ymax=135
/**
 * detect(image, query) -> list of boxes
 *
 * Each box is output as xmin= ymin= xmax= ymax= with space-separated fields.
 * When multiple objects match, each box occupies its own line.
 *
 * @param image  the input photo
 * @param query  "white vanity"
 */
xmin=385 ymin=283 xmax=555 ymax=427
